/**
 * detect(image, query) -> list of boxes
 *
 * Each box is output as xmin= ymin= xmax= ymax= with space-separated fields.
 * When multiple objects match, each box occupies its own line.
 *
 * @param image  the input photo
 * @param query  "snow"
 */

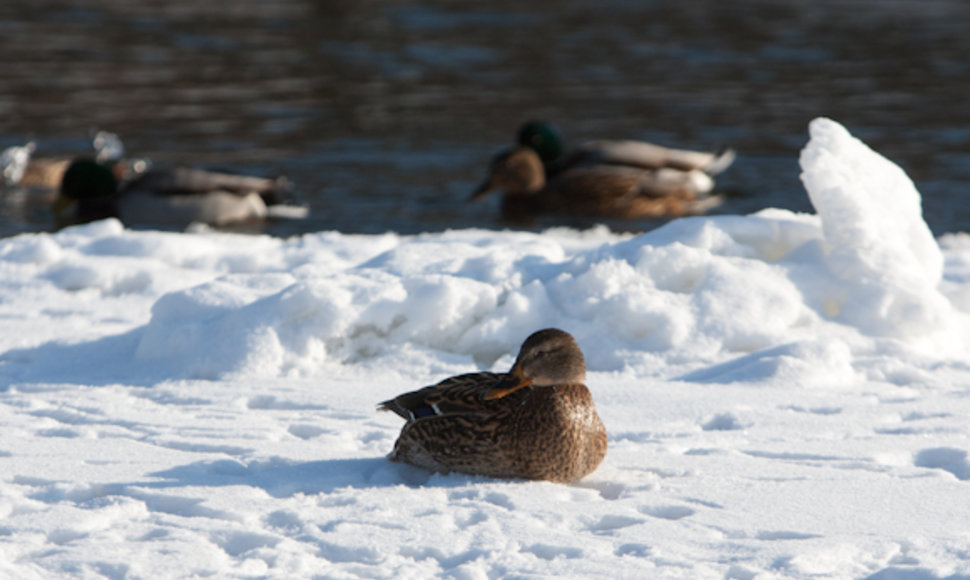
xmin=2 ymin=118 xmax=970 ymax=579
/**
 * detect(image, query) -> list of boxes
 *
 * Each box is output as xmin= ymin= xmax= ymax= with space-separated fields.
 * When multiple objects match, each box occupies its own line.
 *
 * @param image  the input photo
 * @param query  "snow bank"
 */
xmin=800 ymin=117 xmax=952 ymax=342
xmin=1 ymin=120 xmax=966 ymax=386
xmin=2 ymin=119 xmax=970 ymax=579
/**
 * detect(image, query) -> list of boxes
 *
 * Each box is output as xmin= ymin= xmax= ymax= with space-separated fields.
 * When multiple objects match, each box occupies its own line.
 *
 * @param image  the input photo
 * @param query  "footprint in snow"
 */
xmin=482 ymin=491 xmax=515 ymax=509
xmin=702 ymin=412 xmax=746 ymax=431
xmin=287 ymin=423 xmax=331 ymax=439
xmin=573 ymin=479 xmax=625 ymax=500
xmin=264 ymin=510 xmax=304 ymax=532
xmin=615 ymin=543 xmax=651 ymax=557
xmin=639 ymin=504 xmax=695 ymax=520
xmin=37 ymin=427 xmax=84 ymax=438
xmin=588 ymin=514 xmax=644 ymax=534
xmin=522 ymin=543 xmax=583 ymax=560
xmin=48 ymin=527 xmax=90 ymax=545
xmin=913 ymin=447 xmax=970 ymax=480
xmin=209 ymin=530 xmax=280 ymax=557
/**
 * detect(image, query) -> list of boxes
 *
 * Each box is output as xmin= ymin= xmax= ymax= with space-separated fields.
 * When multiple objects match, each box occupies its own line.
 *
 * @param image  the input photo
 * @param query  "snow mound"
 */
xmin=800 ymin=117 xmax=950 ymax=340
xmin=2 ymin=119 xmax=966 ymax=386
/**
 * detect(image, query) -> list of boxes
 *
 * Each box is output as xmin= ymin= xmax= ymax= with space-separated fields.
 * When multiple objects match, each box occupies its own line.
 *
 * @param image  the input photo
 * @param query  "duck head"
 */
xmin=517 ymin=121 xmax=565 ymax=164
xmin=54 ymin=158 xmax=121 ymax=222
xmin=470 ymin=147 xmax=546 ymax=201
xmin=481 ymin=328 xmax=587 ymax=400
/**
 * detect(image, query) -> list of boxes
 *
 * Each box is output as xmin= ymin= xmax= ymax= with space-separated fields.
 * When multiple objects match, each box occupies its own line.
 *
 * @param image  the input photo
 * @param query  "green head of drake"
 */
xmin=516 ymin=121 xmax=565 ymax=164
xmin=60 ymin=158 xmax=119 ymax=202
xmin=55 ymin=158 xmax=121 ymax=222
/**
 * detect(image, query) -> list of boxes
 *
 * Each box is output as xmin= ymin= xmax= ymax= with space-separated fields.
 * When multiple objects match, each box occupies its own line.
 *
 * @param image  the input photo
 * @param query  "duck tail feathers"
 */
xmin=704 ymin=147 xmax=736 ymax=175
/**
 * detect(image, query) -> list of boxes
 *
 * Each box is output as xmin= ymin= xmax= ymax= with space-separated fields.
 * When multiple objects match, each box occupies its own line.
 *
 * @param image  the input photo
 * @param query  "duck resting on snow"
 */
xmin=470 ymin=121 xmax=735 ymax=220
xmin=379 ymin=328 xmax=607 ymax=483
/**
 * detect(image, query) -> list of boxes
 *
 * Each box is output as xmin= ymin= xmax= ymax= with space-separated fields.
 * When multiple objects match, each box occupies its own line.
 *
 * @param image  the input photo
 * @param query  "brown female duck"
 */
xmin=471 ymin=145 xmax=723 ymax=220
xmin=379 ymin=328 xmax=607 ymax=483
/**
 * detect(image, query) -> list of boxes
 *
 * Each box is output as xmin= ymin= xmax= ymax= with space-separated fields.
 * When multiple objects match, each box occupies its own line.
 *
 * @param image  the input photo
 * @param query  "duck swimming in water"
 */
xmin=54 ymin=157 xmax=301 ymax=228
xmin=516 ymin=120 xmax=735 ymax=179
xmin=471 ymin=145 xmax=723 ymax=220
xmin=471 ymin=121 xmax=734 ymax=220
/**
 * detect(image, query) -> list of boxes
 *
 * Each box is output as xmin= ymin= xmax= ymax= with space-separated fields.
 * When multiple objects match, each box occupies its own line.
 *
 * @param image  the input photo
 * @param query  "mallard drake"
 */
xmin=517 ymin=120 xmax=736 ymax=178
xmin=54 ymin=158 xmax=302 ymax=228
xmin=379 ymin=328 xmax=607 ymax=483
xmin=471 ymin=146 xmax=722 ymax=220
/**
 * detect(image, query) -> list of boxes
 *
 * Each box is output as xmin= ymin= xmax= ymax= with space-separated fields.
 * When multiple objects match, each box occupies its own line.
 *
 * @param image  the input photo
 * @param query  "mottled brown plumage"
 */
xmin=378 ymin=329 xmax=607 ymax=483
xmin=471 ymin=146 xmax=722 ymax=220
xmin=20 ymin=157 xmax=72 ymax=191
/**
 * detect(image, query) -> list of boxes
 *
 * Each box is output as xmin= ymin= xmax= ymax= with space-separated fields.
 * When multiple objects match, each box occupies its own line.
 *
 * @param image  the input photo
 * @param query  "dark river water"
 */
xmin=2 ymin=0 xmax=970 ymax=238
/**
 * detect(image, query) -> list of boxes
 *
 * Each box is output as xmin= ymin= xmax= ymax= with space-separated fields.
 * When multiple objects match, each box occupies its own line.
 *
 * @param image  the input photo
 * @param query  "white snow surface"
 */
xmin=2 ymin=118 xmax=970 ymax=579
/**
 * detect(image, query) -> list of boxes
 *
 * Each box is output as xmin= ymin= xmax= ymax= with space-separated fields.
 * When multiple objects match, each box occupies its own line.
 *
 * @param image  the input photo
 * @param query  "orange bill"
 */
xmin=480 ymin=365 xmax=533 ymax=400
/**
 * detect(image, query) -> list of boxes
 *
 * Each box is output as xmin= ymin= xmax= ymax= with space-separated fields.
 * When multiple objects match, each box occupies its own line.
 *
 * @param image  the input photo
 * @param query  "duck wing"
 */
xmin=567 ymin=140 xmax=735 ymax=175
xmin=545 ymin=165 xmax=720 ymax=218
xmin=116 ymin=188 xmax=267 ymax=227
xmin=123 ymin=167 xmax=291 ymax=198
xmin=378 ymin=372 xmax=506 ymax=421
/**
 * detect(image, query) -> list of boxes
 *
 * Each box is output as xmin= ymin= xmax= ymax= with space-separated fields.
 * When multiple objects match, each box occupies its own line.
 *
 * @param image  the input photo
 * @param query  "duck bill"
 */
xmin=480 ymin=365 xmax=533 ymax=400
xmin=469 ymin=178 xmax=496 ymax=201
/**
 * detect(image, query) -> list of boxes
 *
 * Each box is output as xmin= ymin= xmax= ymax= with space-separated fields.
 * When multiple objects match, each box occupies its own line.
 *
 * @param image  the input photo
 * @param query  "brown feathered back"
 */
xmin=471 ymin=147 xmax=718 ymax=220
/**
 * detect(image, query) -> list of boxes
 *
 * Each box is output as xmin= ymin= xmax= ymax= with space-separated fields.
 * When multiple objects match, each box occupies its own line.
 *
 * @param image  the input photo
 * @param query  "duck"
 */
xmin=471 ymin=145 xmax=722 ymax=220
xmin=516 ymin=120 xmax=736 ymax=179
xmin=1 ymin=132 xmax=151 ymax=194
xmin=378 ymin=328 xmax=607 ymax=483
xmin=54 ymin=157 xmax=302 ymax=228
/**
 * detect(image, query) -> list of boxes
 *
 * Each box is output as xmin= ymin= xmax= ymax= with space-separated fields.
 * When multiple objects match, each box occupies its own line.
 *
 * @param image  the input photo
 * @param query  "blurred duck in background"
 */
xmin=54 ymin=155 xmax=304 ymax=229
xmin=1 ymin=131 xmax=150 ymax=194
xmin=471 ymin=121 xmax=735 ymax=221
xmin=3 ymin=131 xmax=304 ymax=229
xmin=516 ymin=121 xmax=735 ymax=180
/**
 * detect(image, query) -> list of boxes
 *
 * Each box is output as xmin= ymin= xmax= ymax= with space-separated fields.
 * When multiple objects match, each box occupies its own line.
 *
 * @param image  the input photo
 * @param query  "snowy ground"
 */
xmin=2 ymin=118 xmax=970 ymax=579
